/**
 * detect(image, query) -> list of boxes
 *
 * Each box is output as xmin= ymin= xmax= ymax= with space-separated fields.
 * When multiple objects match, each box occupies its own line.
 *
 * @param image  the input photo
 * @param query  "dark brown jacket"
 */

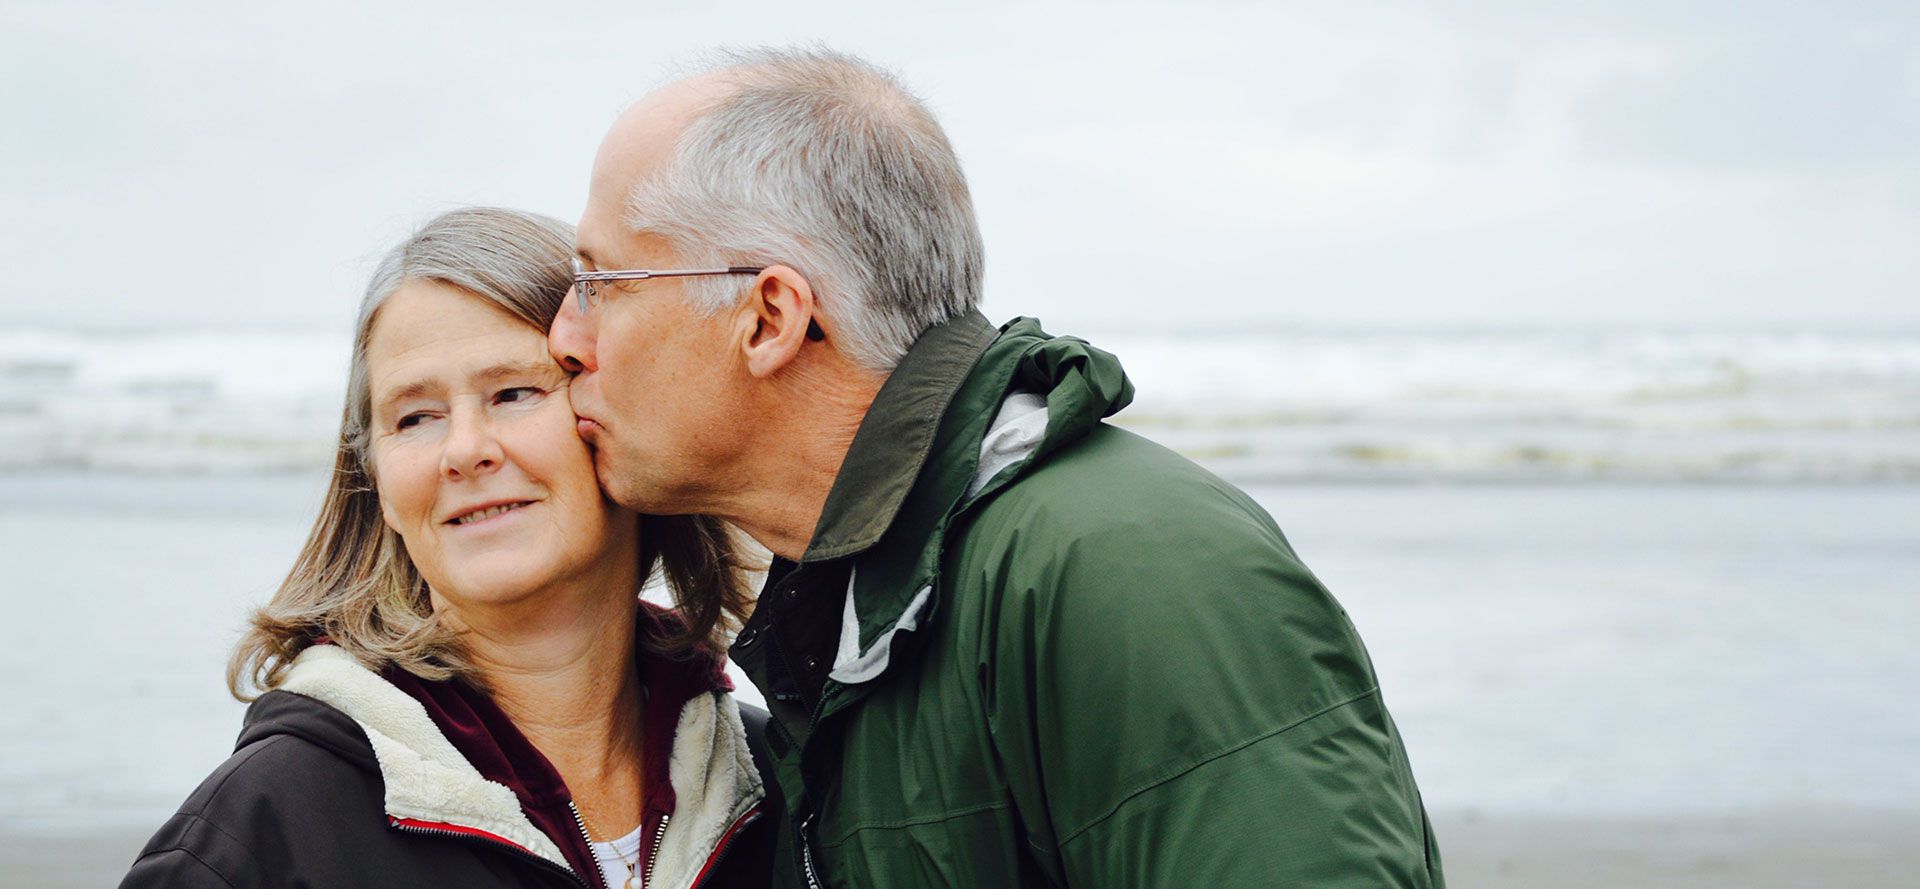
xmin=121 ymin=629 xmax=779 ymax=889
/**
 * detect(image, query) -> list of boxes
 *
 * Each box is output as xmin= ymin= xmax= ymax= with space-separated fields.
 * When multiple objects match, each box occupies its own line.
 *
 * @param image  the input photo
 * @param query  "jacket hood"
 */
xmin=255 ymin=613 xmax=764 ymax=889
xmin=976 ymin=316 xmax=1135 ymax=476
xmin=236 ymin=684 xmax=380 ymax=770
xmin=821 ymin=315 xmax=1134 ymax=689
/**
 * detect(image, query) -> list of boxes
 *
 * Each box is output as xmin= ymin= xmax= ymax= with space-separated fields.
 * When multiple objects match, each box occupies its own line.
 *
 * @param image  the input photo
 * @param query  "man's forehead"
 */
xmin=591 ymin=74 xmax=735 ymax=200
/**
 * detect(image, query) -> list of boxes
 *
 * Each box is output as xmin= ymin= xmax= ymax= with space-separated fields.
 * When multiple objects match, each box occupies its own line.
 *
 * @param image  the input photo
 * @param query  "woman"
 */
xmin=121 ymin=208 xmax=777 ymax=889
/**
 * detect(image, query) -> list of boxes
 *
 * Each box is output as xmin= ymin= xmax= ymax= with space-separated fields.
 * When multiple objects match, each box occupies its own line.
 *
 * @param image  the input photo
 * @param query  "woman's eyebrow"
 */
xmin=376 ymin=378 xmax=439 ymax=413
xmin=375 ymin=361 xmax=561 ymax=413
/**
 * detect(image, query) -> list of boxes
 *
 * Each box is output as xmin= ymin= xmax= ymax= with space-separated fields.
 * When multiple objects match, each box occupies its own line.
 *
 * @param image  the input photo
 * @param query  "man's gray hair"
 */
xmin=627 ymin=47 xmax=985 ymax=372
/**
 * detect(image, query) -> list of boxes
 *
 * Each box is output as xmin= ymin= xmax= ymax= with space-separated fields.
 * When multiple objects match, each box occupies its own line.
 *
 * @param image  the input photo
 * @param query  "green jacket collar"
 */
xmin=818 ymin=317 xmax=1135 ymax=699
xmin=801 ymin=309 xmax=999 ymax=562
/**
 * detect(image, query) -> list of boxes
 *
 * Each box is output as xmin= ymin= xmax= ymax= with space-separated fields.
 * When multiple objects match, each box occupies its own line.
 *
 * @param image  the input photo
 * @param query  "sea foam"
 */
xmin=4 ymin=325 xmax=1917 ymax=481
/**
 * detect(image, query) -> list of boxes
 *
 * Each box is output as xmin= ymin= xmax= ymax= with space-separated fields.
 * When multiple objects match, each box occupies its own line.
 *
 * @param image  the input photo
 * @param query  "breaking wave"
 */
xmin=5 ymin=325 xmax=1917 ymax=481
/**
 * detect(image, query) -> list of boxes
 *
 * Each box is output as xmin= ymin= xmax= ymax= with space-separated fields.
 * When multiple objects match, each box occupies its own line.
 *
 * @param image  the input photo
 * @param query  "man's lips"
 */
xmin=571 ymin=403 xmax=603 ymax=437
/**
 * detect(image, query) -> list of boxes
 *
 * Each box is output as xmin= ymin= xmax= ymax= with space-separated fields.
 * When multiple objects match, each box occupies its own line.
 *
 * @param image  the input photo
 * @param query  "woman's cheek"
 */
xmin=535 ymin=397 xmax=596 ymax=462
xmin=374 ymin=442 xmax=439 ymax=537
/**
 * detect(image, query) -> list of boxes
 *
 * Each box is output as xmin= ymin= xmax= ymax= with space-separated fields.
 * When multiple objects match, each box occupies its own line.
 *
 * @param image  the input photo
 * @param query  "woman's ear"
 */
xmin=739 ymin=265 xmax=819 ymax=378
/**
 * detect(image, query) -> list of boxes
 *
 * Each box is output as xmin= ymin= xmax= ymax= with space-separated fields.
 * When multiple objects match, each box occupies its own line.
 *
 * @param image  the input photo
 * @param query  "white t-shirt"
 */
xmin=589 ymin=825 xmax=645 ymax=889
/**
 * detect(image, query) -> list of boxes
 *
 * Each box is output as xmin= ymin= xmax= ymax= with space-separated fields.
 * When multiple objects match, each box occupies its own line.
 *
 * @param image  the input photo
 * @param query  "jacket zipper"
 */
xmin=390 ymin=817 xmax=590 ymax=888
xmin=570 ymin=801 xmax=669 ymax=889
xmin=687 ymin=806 xmax=765 ymax=889
xmin=797 ymin=813 xmax=825 ymax=889
xmin=558 ymin=804 xmax=762 ymax=889
xmin=645 ymin=812 xmax=671 ymax=886
xmin=567 ymin=801 xmax=607 ymax=886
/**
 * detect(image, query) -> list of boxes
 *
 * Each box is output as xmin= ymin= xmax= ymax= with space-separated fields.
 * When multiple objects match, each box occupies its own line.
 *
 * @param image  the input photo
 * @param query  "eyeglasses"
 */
xmin=570 ymin=256 xmax=766 ymax=312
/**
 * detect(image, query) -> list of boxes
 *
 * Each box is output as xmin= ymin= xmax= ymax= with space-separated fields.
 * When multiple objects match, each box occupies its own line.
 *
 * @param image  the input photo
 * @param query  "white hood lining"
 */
xmin=967 ymin=390 xmax=1050 ymax=501
xmin=830 ymin=390 xmax=1050 ymax=686
xmin=828 ymin=578 xmax=931 ymax=685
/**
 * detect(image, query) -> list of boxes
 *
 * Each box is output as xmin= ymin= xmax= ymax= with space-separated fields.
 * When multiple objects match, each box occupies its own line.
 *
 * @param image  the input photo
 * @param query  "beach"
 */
xmin=4 ymin=472 xmax=1916 ymax=886
xmin=16 ymin=810 xmax=1919 ymax=889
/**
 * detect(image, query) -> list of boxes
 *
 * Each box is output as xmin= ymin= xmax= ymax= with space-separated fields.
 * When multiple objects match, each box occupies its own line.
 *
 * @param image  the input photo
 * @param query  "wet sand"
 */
xmin=1435 ymin=810 xmax=1917 ymax=888
xmin=24 ymin=810 xmax=1914 ymax=888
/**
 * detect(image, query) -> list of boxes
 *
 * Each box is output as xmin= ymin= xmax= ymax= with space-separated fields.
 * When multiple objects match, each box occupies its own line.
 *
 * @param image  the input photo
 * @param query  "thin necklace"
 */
xmin=575 ymin=803 xmax=641 ymax=889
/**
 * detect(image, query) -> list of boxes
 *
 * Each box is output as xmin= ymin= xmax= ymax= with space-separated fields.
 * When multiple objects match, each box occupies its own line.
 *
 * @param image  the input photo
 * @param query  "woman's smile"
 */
xmin=364 ymin=280 xmax=637 ymax=606
xmin=444 ymin=498 xmax=537 ymax=527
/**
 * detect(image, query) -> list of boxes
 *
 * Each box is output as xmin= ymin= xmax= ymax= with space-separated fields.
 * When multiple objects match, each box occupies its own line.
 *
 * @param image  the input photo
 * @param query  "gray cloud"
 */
xmin=2 ymin=0 xmax=1915 ymax=332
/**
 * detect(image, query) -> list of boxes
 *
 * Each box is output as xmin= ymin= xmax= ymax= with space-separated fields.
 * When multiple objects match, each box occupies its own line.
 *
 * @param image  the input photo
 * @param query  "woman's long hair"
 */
xmin=228 ymin=207 xmax=757 ymax=699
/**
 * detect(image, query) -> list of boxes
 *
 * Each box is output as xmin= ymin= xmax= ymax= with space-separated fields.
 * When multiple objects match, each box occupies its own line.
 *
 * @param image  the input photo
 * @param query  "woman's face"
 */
xmin=364 ymin=280 xmax=637 ymax=612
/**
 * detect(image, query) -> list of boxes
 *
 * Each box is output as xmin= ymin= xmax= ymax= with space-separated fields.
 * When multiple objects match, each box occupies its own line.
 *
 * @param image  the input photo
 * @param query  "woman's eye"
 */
xmin=495 ymin=386 xmax=543 ymax=405
xmin=396 ymin=412 xmax=428 ymax=430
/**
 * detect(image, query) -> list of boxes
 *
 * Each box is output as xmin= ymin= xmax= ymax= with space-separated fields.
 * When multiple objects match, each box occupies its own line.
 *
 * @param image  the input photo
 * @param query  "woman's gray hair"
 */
xmin=626 ymin=47 xmax=985 ymax=372
xmin=344 ymin=208 xmax=576 ymax=459
xmin=228 ymin=207 xmax=757 ymax=698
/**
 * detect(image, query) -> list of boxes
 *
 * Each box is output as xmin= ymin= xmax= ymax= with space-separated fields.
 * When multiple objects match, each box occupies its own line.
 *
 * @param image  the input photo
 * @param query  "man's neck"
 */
xmin=719 ymin=362 xmax=881 ymax=560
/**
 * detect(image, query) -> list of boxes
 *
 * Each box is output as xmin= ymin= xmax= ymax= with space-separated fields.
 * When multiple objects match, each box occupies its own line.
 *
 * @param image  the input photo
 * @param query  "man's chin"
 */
xmin=590 ymin=451 xmax=654 ymax=512
xmin=590 ymin=454 xmax=628 ymax=505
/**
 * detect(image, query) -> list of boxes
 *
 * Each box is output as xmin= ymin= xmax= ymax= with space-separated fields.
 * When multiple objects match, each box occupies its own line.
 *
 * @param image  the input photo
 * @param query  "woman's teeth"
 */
xmin=453 ymin=502 xmax=526 ymax=525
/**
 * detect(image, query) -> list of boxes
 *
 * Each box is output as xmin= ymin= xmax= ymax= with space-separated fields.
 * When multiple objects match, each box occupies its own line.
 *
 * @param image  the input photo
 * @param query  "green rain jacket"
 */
xmin=728 ymin=311 xmax=1444 ymax=888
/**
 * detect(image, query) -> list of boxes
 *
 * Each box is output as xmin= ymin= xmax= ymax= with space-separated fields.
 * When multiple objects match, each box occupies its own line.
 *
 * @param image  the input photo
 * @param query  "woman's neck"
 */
xmin=453 ymin=576 xmax=649 ymax=836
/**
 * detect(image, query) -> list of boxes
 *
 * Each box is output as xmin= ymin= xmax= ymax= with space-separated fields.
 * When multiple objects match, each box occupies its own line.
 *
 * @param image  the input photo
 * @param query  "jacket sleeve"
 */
xmin=979 ymin=479 xmax=1444 ymax=888
xmin=119 ymin=813 xmax=257 ymax=889
xmin=122 ymin=849 xmax=242 ymax=889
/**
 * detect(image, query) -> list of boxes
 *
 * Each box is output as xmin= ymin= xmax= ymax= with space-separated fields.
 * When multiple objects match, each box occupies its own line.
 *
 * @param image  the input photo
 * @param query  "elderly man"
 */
xmin=549 ymin=48 xmax=1444 ymax=888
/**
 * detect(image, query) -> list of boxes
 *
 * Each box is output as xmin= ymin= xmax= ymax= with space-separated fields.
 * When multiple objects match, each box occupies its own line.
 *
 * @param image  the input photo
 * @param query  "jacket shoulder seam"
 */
xmin=132 ymin=820 xmax=245 ymax=889
xmin=192 ymin=733 xmax=305 ymax=813
xmin=172 ymin=811 xmax=254 ymax=863
xmin=170 ymin=733 xmax=329 ymax=879
xmin=1055 ymin=686 xmax=1381 ymax=847
xmin=818 ymin=800 xmax=1011 ymax=847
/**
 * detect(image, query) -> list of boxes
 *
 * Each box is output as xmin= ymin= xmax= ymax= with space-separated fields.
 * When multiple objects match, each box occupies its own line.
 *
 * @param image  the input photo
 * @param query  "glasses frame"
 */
xmin=570 ymin=256 xmax=766 ymax=311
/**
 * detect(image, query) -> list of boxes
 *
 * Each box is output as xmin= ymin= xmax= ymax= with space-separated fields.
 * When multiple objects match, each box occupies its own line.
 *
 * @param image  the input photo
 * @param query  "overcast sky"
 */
xmin=3 ymin=0 xmax=1915 ymax=332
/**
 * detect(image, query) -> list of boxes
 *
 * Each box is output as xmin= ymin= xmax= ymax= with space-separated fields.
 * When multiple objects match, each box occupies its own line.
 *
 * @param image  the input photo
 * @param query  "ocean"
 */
xmin=6 ymin=325 xmax=1919 ymax=481
xmin=4 ymin=325 xmax=1918 ymax=883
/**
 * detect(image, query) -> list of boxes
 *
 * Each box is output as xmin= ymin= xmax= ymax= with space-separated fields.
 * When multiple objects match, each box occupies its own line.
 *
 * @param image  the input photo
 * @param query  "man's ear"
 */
xmin=738 ymin=265 xmax=819 ymax=378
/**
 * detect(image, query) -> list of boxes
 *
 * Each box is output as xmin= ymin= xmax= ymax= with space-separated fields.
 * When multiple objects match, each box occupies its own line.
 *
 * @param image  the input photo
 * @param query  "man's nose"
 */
xmin=549 ymin=290 xmax=595 ymax=374
xmin=440 ymin=406 xmax=504 ymax=480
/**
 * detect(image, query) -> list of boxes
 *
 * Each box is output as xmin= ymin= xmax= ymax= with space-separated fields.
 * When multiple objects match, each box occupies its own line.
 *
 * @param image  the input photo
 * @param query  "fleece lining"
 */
xmin=277 ymin=645 xmax=765 ymax=888
xmin=649 ymin=690 xmax=766 ymax=889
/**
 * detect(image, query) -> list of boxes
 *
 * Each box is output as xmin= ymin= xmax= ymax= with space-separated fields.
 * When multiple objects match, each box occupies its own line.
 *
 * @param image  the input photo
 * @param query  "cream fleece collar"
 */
xmin=277 ymin=645 xmax=765 ymax=888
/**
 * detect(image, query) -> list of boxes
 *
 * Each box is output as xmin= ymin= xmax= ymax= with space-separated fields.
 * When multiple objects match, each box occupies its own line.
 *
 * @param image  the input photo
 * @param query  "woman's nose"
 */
xmin=549 ymin=291 xmax=596 ymax=374
xmin=439 ymin=406 xmax=503 ymax=480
